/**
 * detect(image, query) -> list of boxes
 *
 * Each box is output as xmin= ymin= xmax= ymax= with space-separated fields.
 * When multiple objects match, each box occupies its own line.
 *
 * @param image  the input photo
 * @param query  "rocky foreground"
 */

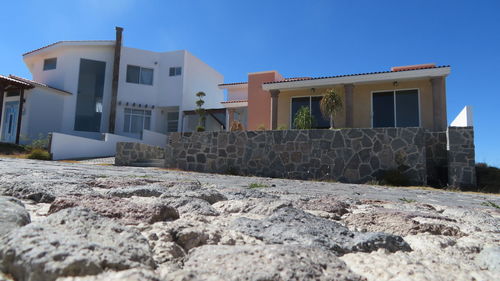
xmin=0 ymin=158 xmax=499 ymax=281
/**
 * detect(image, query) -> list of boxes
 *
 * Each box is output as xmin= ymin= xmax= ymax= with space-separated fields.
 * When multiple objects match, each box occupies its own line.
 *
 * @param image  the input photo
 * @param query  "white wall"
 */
xmin=182 ymin=51 xmax=224 ymax=111
xmin=24 ymin=44 xmax=115 ymax=139
xmin=450 ymin=106 xmax=473 ymax=127
xmin=23 ymin=88 xmax=65 ymax=142
xmin=227 ymin=86 xmax=248 ymax=101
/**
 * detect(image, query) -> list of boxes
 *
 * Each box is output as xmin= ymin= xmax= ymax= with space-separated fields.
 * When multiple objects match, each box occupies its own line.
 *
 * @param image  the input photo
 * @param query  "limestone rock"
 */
xmin=48 ymin=195 xmax=179 ymax=224
xmin=161 ymin=197 xmax=219 ymax=216
xmin=1 ymin=182 xmax=96 ymax=203
xmin=0 ymin=207 xmax=155 ymax=281
xmin=160 ymin=183 xmax=226 ymax=204
xmin=0 ymin=197 xmax=30 ymax=237
xmin=56 ymin=268 xmax=160 ymax=281
xmin=231 ymin=207 xmax=411 ymax=255
xmin=476 ymin=246 xmax=500 ymax=272
xmin=294 ymin=196 xmax=350 ymax=218
xmin=179 ymin=245 xmax=365 ymax=281
xmin=213 ymin=198 xmax=291 ymax=216
xmin=222 ymin=188 xmax=279 ymax=200
xmin=344 ymin=209 xmax=464 ymax=236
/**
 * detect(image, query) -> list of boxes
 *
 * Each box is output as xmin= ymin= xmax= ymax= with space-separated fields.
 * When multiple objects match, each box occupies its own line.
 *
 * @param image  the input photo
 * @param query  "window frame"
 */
xmin=169 ymin=66 xmax=182 ymax=77
xmin=289 ymin=95 xmax=330 ymax=129
xmin=371 ymin=88 xmax=421 ymax=128
xmin=43 ymin=58 xmax=57 ymax=71
xmin=123 ymin=108 xmax=152 ymax=134
xmin=126 ymin=65 xmax=154 ymax=86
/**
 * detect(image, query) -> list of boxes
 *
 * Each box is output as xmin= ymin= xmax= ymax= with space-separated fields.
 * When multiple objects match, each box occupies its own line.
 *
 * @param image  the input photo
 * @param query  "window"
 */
xmin=372 ymin=89 xmax=419 ymax=128
xmin=124 ymin=108 xmax=151 ymax=134
xmin=126 ymin=65 xmax=154 ymax=85
xmin=290 ymin=96 xmax=329 ymax=129
xmin=43 ymin=58 xmax=57 ymax=70
xmin=167 ymin=111 xmax=179 ymax=132
xmin=169 ymin=67 xmax=182 ymax=76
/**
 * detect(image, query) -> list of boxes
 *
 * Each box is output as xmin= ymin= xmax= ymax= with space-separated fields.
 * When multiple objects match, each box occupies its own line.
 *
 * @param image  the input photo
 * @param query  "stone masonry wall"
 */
xmin=115 ymin=142 xmax=165 ymax=166
xmin=165 ymin=128 xmax=427 ymax=185
xmin=447 ymin=127 xmax=476 ymax=188
xmin=425 ymin=131 xmax=448 ymax=187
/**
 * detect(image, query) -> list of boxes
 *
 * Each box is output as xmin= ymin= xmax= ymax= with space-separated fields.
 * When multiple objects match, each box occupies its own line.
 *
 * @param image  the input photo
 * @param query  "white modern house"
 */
xmin=0 ymin=28 xmax=225 ymax=157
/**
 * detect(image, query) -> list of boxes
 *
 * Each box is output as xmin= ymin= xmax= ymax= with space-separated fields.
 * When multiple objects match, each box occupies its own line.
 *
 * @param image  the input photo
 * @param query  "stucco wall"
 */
xmin=247 ymin=71 xmax=283 ymax=130
xmin=274 ymin=79 xmax=437 ymax=130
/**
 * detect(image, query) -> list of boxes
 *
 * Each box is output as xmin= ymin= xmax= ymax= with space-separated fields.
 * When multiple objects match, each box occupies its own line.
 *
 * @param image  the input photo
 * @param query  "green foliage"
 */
xmin=320 ymin=89 xmax=343 ymax=129
xmin=27 ymin=148 xmax=51 ymax=160
xmin=29 ymin=134 xmax=50 ymax=150
xmin=399 ymin=197 xmax=417 ymax=203
xmin=248 ymin=182 xmax=269 ymax=189
xmin=293 ymin=106 xmax=315 ymax=129
xmin=475 ymin=162 xmax=500 ymax=193
xmin=256 ymin=124 xmax=266 ymax=131
xmin=378 ymin=169 xmax=410 ymax=186
xmin=195 ymin=91 xmax=206 ymax=132
xmin=277 ymin=124 xmax=287 ymax=130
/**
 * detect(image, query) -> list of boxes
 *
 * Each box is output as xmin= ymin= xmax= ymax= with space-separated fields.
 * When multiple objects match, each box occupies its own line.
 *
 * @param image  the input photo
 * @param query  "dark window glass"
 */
xmin=126 ymin=65 xmax=140 ymax=83
xmin=169 ymin=67 xmax=182 ymax=76
xmin=311 ymin=97 xmax=330 ymax=128
xmin=373 ymin=91 xmax=395 ymax=127
xmin=175 ymin=67 xmax=182 ymax=76
xmin=74 ymin=59 xmax=106 ymax=132
xmin=396 ymin=90 xmax=419 ymax=127
xmin=140 ymin=68 xmax=154 ymax=85
xmin=43 ymin=58 xmax=57 ymax=70
xmin=169 ymin=67 xmax=176 ymax=76
xmin=291 ymin=97 xmax=310 ymax=129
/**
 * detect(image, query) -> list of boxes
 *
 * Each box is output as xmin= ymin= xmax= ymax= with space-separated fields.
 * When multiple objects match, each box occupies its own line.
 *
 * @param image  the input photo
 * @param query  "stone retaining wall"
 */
xmin=165 ymin=128 xmax=428 ymax=185
xmin=425 ymin=131 xmax=448 ymax=187
xmin=447 ymin=127 xmax=476 ymax=188
xmin=115 ymin=142 xmax=165 ymax=166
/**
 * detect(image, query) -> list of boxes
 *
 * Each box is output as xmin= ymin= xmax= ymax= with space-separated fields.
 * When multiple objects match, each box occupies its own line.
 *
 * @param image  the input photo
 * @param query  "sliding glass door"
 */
xmin=372 ymin=89 xmax=419 ymax=128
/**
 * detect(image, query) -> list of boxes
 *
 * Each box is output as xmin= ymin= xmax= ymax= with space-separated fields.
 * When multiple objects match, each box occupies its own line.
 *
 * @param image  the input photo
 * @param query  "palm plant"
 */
xmin=195 ymin=91 xmax=206 ymax=132
xmin=320 ymin=89 xmax=343 ymax=129
xmin=293 ymin=106 xmax=315 ymax=129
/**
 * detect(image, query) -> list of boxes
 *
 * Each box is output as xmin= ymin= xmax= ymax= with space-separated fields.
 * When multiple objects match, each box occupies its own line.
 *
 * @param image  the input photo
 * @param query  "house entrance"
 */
xmin=1 ymin=101 xmax=19 ymax=143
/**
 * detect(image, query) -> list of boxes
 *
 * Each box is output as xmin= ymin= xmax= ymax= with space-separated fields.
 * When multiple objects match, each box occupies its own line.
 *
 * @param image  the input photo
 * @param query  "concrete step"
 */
xmin=129 ymin=159 xmax=164 ymax=167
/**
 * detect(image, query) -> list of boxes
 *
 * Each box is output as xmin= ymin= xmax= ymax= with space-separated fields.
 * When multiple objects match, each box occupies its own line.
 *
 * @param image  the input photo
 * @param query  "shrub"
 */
xmin=27 ymin=149 xmax=51 ymax=160
xmin=195 ymin=126 xmax=205 ymax=132
xmin=248 ymin=182 xmax=269 ymax=189
xmin=475 ymin=162 xmax=500 ymax=193
xmin=256 ymin=124 xmax=266 ymax=131
xmin=277 ymin=124 xmax=287 ymax=130
xmin=293 ymin=106 xmax=315 ymax=129
xmin=378 ymin=169 xmax=410 ymax=186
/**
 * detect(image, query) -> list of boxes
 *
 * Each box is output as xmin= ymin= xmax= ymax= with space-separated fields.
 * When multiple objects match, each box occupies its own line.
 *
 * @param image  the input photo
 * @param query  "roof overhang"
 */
xmin=221 ymin=100 xmax=248 ymax=108
xmin=218 ymin=83 xmax=248 ymax=90
xmin=0 ymin=75 xmax=34 ymax=90
xmin=262 ymin=67 xmax=451 ymax=91
xmin=23 ymin=40 xmax=115 ymax=58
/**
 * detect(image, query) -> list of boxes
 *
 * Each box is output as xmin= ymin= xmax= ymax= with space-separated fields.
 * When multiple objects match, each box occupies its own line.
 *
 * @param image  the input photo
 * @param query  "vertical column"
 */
xmin=447 ymin=126 xmax=476 ymax=188
xmin=431 ymin=77 xmax=444 ymax=131
xmin=344 ymin=84 xmax=354 ymax=127
xmin=0 ymin=83 xmax=4 ymax=133
xmin=15 ymin=88 xmax=25 ymax=144
xmin=109 ymin=26 xmax=124 ymax=134
xmin=270 ymin=90 xmax=280 ymax=130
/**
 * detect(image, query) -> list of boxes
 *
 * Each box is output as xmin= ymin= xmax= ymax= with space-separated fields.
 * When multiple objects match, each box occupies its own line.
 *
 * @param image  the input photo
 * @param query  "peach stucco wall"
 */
xmin=247 ymin=71 xmax=282 ymax=130
xmin=276 ymin=78 xmax=441 ymax=130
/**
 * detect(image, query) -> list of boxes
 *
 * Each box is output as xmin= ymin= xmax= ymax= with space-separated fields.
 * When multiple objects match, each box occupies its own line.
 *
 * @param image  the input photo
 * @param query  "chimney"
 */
xmin=108 ymin=26 xmax=123 ymax=134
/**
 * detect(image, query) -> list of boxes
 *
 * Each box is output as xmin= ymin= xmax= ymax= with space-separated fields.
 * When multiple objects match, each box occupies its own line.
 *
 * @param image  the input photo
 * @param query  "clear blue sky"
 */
xmin=1 ymin=0 xmax=499 ymax=166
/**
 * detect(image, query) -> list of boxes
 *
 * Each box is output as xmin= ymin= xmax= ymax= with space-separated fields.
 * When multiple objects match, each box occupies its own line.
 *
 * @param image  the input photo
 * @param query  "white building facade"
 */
xmin=1 ymin=34 xmax=225 ymax=145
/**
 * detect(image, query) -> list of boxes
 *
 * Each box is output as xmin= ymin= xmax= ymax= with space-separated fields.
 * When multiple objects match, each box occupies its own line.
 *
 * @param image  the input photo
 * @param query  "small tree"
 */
xmin=195 ymin=91 xmax=206 ymax=132
xmin=293 ymin=106 xmax=315 ymax=129
xmin=320 ymin=89 xmax=343 ymax=129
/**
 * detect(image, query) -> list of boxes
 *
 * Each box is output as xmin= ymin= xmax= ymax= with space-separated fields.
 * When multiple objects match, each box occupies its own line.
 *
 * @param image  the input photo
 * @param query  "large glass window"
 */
xmin=291 ymin=96 xmax=329 ymax=129
xmin=124 ymin=108 xmax=151 ymax=134
xmin=126 ymin=65 xmax=154 ymax=85
xmin=167 ymin=111 xmax=179 ymax=132
xmin=43 ymin=58 xmax=57 ymax=71
xmin=372 ymin=89 xmax=419 ymax=128
xmin=74 ymin=59 xmax=106 ymax=132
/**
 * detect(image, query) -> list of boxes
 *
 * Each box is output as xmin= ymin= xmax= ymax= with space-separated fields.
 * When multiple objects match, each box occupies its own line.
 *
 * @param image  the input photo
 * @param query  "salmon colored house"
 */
xmin=219 ymin=64 xmax=450 ymax=131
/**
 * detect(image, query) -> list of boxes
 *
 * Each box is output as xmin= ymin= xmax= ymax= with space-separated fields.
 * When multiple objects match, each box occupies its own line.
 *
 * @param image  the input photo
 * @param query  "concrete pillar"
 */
xmin=344 ymin=84 xmax=354 ymax=127
xmin=270 ymin=90 xmax=280 ymax=130
xmin=108 ymin=26 xmax=124 ymax=134
xmin=431 ymin=77 xmax=444 ymax=131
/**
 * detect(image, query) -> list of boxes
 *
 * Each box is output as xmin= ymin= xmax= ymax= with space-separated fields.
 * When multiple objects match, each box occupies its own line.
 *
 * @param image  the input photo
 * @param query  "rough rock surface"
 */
xmin=0 ymin=196 xmax=30 ymax=237
xmin=0 ymin=207 xmax=155 ymax=281
xmin=231 ymin=207 xmax=411 ymax=255
xmin=48 ymin=195 xmax=179 ymax=224
xmin=179 ymin=245 xmax=365 ymax=281
xmin=0 ymin=158 xmax=498 ymax=280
